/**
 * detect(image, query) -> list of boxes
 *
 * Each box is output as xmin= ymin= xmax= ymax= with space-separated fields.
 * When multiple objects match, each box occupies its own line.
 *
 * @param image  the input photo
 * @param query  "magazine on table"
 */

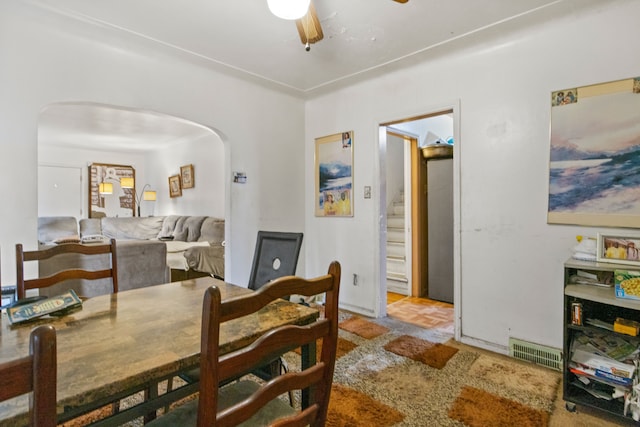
xmin=6 ymin=290 xmax=82 ymax=324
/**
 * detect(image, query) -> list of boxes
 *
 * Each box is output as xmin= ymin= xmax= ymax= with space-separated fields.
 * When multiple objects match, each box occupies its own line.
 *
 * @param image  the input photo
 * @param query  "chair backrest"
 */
xmin=16 ymin=240 xmax=118 ymax=300
xmin=199 ymin=261 xmax=341 ymax=427
xmin=0 ymin=325 xmax=57 ymax=427
xmin=247 ymin=231 xmax=303 ymax=291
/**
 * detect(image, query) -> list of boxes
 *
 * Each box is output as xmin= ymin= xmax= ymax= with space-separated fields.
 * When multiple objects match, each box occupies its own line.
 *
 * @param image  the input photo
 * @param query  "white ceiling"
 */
xmin=32 ymin=0 xmax=597 ymax=151
xmin=39 ymin=103 xmax=216 ymax=152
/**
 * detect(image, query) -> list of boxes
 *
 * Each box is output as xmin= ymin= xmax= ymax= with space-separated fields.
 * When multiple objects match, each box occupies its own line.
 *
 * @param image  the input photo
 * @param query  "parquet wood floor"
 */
xmin=386 ymin=292 xmax=454 ymax=334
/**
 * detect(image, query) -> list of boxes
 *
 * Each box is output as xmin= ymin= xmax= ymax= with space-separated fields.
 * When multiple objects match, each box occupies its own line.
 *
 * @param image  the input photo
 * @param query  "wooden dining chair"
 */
xmin=178 ymin=231 xmax=304 ymax=388
xmin=148 ymin=261 xmax=341 ymax=427
xmin=0 ymin=325 xmax=57 ymax=427
xmin=15 ymin=240 xmax=118 ymax=300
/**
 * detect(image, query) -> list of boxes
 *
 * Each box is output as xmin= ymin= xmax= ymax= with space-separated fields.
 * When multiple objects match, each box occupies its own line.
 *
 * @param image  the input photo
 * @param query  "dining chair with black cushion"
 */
xmin=248 ymin=231 xmax=304 ymax=292
xmin=0 ymin=325 xmax=57 ymax=427
xmin=148 ymin=261 xmax=341 ymax=427
xmin=16 ymin=239 xmax=118 ymax=300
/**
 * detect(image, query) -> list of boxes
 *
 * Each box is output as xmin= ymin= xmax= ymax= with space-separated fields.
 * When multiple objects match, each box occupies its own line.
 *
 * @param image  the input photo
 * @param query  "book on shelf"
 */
xmin=568 ymin=269 xmax=614 ymax=287
xmin=6 ymin=290 xmax=82 ymax=324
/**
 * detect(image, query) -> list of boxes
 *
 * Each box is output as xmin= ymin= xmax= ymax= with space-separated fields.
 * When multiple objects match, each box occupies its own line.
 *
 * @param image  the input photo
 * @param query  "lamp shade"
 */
xmin=143 ymin=190 xmax=157 ymax=201
xmin=120 ymin=177 xmax=134 ymax=189
xmin=267 ymin=0 xmax=310 ymax=20
xmin=99 ymin=182 xmax=113 ymax=195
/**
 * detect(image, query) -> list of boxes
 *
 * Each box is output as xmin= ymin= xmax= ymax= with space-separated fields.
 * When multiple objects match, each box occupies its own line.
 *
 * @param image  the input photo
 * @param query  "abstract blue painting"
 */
xmin=548 ymin=77 xmax=640 ymax=227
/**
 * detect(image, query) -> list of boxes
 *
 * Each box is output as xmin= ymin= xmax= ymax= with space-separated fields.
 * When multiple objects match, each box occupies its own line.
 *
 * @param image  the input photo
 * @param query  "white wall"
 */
xmin=38 ymin=132 xmax=225 ymax=219
xmin=146 ymin=133 xmax=225 ymax=218
xmin=385 ymin=133 xmax=404 ymax=209
xmin=305 ymin=0 xmax=640 ymax=351
xmin=0 ymin=0 xmax=305 ymax=286
xmin=38 ymin=145 xmax=148 ymax=220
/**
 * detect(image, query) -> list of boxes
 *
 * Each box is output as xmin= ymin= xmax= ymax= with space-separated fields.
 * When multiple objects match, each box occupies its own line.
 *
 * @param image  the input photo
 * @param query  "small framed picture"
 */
xmin=180 ymin=164 xmax=194 ymax=189
xmin=168 ymin=175 xmax=182 ymax=198
xmin=597 ymin=233 xmax=640 ymax=266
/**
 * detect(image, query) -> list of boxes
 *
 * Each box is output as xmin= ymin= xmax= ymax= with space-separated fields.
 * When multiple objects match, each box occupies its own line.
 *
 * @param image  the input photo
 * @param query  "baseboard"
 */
xmin=460 ymin=335 xmax=509 ymax=356
xmin=339 ymin=302 xmax=375 ymax=317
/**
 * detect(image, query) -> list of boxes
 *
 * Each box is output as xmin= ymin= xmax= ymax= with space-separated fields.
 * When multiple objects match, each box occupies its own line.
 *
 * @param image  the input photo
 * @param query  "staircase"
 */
xmin=386 ymin=193 xmax=409 ymax=295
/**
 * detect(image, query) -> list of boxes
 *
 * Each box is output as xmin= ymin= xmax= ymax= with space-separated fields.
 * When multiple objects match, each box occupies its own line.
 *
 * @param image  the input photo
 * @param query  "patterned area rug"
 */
xmin=322 ymin=314 xmax=561 ymax=426
xmin=339 ymin=316 xmax=389 ymax=338
xmin=384 ymin=334 xmax=459 ymax=369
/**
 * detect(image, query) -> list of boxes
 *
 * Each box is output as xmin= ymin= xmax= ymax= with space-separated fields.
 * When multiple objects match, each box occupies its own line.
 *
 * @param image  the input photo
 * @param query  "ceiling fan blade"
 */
xmin=296 ymin=1 xmax=323 ymax=45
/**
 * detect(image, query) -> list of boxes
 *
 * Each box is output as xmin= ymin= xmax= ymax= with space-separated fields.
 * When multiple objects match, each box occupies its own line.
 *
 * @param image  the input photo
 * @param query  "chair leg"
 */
xmin=279 ymin=358 xmax=294 ymax=406
xmin=164 ymin=377 xmax=174 ymax=414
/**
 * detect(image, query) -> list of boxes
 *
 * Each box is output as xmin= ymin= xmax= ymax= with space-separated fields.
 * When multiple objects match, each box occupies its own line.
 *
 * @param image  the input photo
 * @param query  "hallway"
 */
xmin=387 ymin=292 xmax=454 ymax=334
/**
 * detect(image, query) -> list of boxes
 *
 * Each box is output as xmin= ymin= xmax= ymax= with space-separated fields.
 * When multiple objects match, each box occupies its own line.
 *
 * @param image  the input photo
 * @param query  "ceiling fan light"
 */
xmin=268 ymin=0 xmax=310 ymax=20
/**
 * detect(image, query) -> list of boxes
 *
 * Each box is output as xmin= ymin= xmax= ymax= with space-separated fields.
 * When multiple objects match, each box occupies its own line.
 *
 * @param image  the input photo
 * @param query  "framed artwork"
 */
xmin=180 ymin=164 xmax=194 ymax=189
xmin=547 ymin=76 xmax=640 ymax=227
xmin=168 ymin=175 xmax=182 ymax=198
xmin=315 ymin=131 xmax=353 ymax=217
xmin=88 ymin=163 xmax=135 ymax=218
xmin=597 ymin=233 xmax=640 ymax=267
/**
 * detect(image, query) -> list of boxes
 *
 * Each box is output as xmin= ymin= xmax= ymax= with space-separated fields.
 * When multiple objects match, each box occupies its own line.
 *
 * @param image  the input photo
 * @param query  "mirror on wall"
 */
xmin=89 ymin=163 xmax=135 ymax=218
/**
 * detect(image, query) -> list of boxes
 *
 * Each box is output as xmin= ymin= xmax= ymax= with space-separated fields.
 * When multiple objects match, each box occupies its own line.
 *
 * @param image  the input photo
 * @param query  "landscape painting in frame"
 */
xmin=548 ymin=76 xmax=640 ymax=227
xmin=315 ymin=131 xmax=353 ymax=217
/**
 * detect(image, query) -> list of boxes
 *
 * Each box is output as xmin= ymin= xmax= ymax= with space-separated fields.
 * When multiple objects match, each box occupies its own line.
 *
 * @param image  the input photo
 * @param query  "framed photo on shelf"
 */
xmin=315 ymin=131 xmax=353 ymax=217
xmin=596 ymin=232 xmax=640 ymax=266
xmin=168 ymin=175 xmax=182 ymax=198
xmin=180 ymin=164 xmax=194 ymax=189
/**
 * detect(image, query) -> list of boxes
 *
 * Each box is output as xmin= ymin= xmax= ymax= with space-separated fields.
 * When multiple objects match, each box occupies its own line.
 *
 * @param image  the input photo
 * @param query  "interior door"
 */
xmin=38 ymin=165 xmax=83 ymax=218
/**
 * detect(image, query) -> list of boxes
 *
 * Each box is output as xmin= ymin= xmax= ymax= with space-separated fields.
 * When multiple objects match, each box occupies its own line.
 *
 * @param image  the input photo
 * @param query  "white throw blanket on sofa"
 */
xmin=164 ymin=241 xmax=211 ymax=271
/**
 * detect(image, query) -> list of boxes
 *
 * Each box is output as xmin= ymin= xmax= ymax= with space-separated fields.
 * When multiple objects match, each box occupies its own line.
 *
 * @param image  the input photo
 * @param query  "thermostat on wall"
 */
xmin=233 ymin=172 xmax=247 ymax=184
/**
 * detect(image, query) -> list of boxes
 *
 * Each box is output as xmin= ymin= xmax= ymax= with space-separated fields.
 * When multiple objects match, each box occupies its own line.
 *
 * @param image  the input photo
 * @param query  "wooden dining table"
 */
xmin=0 ymin=276 xmax=319 ymax=426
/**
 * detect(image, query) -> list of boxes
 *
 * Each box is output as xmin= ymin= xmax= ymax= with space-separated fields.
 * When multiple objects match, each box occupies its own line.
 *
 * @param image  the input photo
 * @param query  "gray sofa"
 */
xmin=36 ymin=215 xmax=225 ymax=298
xmin=79 ymin=216 xmax=225 ymax=279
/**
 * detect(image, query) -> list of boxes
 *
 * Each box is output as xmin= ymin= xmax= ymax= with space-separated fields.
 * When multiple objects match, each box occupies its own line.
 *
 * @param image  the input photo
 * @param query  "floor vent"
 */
xmin=509 ymin=338 xmax=563 ymax=371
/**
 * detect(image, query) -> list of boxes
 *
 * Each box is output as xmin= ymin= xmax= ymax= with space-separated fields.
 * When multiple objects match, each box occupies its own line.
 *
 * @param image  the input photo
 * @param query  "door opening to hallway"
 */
xmin=380 ymin=110 xmax=455 ymax=328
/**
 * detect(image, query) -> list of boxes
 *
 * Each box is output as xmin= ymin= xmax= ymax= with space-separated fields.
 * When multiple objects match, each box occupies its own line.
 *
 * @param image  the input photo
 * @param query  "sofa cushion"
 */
xmin=173 ymin=216 xmax=207 ymax=242
xmin=198 ymin=217 xmax=225 ymax=244
xmin=38 ymin=217 xmax=78 ymax=244
xmin=101 ymin=217 xmax=164 ymax=240
xmin=158 ymin=216 xmax=181 ymax=239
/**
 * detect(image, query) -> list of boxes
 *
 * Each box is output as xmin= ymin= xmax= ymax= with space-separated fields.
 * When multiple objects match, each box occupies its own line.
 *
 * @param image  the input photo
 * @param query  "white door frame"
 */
xmin=376 ymin=100 xmax=462 ymax=342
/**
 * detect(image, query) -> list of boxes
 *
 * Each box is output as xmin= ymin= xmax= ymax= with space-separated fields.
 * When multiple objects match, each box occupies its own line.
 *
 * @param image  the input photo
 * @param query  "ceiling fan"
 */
xmin=296 ymin=0 xmax=408 ymax=51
